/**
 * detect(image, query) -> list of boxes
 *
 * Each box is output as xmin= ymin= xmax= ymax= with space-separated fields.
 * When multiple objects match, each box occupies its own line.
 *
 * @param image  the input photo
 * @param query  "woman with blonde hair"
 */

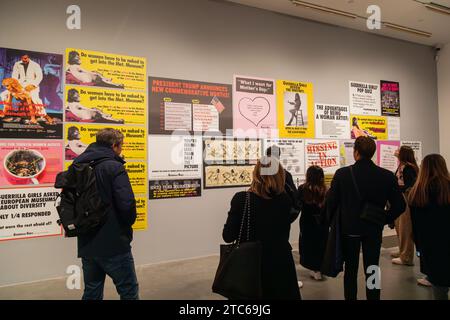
xmin=222 ymin=156 xmax=301 ymax=299
xmin=409 ymin=154 xmax=450 ymax=300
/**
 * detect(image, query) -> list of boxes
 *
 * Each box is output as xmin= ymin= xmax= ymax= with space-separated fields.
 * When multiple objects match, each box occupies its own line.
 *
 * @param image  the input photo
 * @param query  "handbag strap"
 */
xmin=237 ymin=192 xmax=251 ymax=246
xmin=349 ymin=166 xmax=363 ymax=202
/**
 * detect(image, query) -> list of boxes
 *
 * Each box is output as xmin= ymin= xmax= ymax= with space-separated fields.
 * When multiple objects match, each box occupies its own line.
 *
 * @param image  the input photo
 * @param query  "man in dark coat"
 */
xmin=326 ymin=136 xmax=406 ymax=300
xmin=74 ymin=128 xmax=138 ymax=300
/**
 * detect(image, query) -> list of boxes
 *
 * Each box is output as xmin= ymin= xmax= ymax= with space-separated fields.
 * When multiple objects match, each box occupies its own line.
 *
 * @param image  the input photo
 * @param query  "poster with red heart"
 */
xmin=233 ymin=75 xmax=277 ymax=138
xmin=148 ymin=77 xmax=232 ymax=135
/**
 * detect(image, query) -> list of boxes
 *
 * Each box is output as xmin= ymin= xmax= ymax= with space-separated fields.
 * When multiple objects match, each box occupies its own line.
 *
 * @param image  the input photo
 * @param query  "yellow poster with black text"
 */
xmin=277 ymin=80 xmax=314 ymax=138
xmin=64 ymin=124 xmax=146 ymax=161
xmin=350 ymin=115 xmax=388 ymax=140
xmin=65 ymin=85 xmax=146 ymax=125
xmin=65 ymin=48 xmax=146 ymax=91
xmin=133 ymin=197 xmax=147 ymax=230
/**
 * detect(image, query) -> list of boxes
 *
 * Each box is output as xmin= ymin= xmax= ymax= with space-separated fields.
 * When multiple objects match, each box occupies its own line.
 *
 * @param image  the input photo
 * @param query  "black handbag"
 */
xmin=350 ymin=166 xmax=386 ymax=227
xmin=212 ymin=192 xmax=263 ymax=299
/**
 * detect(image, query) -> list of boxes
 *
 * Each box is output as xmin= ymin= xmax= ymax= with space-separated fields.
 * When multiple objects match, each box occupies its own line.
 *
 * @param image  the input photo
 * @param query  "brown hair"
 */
xmin=408 ymin=154 xmax=450 ymax=207
xmin=354 ymin=136 xmax=376 ymax=159
xmin=398 ymin=146 xmax=419 ymax=174
xmin=302 ymin=166 xmax=327 ymax=207
xmin=96 ymin=128 xmax=124 ymax=147
xmin=249 ymin=157 xmax=285 ymax=199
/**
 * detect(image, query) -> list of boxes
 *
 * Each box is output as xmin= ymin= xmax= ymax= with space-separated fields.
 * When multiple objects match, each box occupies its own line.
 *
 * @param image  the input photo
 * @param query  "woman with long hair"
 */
xmin=222 ymin=157 xmax=301 ymax=299
xmin=408 ymin=154 xmax=450 ymax=300
xmin=298 ymin=166 xmax=329 ymax=281
xmin=391 ymin=146 xmax=419 ymax=267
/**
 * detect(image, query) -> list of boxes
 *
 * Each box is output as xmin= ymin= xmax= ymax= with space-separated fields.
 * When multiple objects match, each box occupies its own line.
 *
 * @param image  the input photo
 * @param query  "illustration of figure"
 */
xmin=65 ymin=51 xmax=124 ymax=89
xmin=65 ymin=126 xmax=88 ymax=160
xmin=41 ymin=55 xmax=63 ymax=108
xmin=207 ymin=168 xmax=220 ymax=184
xmin=239 ymin=170 xmax=251 ymax=183
xmin=351 ymin=117 xmax=376 ymax=139
xmin=286 ymin=93 xmax=304 ymax=127
xmin=65 ymin=88 xmax=124 ymax=124
xmin=222 ymin=170 xmax=232 ymax=184
xmin=230 ymin=169 xmax=239 ymax=183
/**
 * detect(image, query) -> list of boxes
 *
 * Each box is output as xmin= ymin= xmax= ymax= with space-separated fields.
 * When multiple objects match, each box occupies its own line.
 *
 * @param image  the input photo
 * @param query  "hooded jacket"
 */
xmin=73 ymin=142 xmax=136 ymax=258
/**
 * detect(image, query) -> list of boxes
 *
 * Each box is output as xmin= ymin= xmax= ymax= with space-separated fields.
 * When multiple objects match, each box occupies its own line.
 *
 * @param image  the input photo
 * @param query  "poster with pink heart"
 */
xmin=233 ymin=75 xmax=277 ymax=138
xmin=0 ymin=140 xmax=63 ymax=187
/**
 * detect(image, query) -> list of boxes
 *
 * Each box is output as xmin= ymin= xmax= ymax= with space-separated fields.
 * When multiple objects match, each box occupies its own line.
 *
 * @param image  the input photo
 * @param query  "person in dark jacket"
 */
xmin=409 ymin=154 xmax=450 ymax=300
xmin=326 ymin=137 xmax=406 ymax=300
xmin=298 ymin=166 xmax=329 ymax=281
xmin=391 ymin=146 xmax=419 ymax=266
xmin=223 ymin=157 xmax=301 ymax=300
xmin=74 ymin=128 xmax=138 ymax=300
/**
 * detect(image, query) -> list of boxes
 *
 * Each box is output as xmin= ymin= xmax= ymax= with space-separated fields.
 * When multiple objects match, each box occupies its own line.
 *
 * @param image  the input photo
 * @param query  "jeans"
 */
xmin=342 ymin=234 xmax=382 ymax=300
xmin=82 ymin=251 xmax=139 ymax=300
xmin=432 ymin=285 xmax=449 ymax=300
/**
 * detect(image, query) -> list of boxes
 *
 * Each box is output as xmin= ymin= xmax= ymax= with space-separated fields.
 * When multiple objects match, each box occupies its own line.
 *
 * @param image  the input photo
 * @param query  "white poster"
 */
xmin=0 ymin=187 xmax=62 ymax=241
xmin=401 ymin=141 xmax=423 ymax=165
xmin=164 ymin=102 xmax=192 ymax=131
xmin=192 ymin=104 xmax=219 ymax=132
xmin=349 ymin=81 xmax=381 ymax=116
xmin=264 ymin=139 xmax=305 ymax=187
xmin=340 ymin=140 xmax=356 ymax=167
xmin=305 ymin=140 xmax=340 ymax=174
xmin=388 ymin=117 xmax=401 ymax=140
xmin=377 ymin=141 xmax=401 ymax=173
xmin=315 ymin=103 xmax=350 ymax=139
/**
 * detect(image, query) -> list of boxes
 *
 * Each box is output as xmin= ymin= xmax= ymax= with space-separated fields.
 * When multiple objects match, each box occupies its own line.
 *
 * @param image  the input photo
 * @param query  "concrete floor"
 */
xmin=0 ymin=246 xmax=435 ymax=300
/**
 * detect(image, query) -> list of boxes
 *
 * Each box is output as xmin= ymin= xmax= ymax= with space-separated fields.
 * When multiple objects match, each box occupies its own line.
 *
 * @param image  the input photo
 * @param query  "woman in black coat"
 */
xmin=298 ymin=166 xmax=329 ymax=281
xmin=409 ymin=154 xmax=450 ymax=300
xmin=223 ymin=157 xmax=301 ymax=300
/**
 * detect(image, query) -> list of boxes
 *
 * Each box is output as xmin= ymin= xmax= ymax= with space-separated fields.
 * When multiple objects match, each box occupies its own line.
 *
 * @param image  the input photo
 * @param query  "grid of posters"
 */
xmin=381 ymin=81 xmax=400 ymax=117
xmin=233 ymin=75 xmax=276 ymax=138
xmin=350 ymin=115 xmax=388 ymax=140
xmin=401 ymin=141 xmax=423 ymax=164
xmin=148 ymin=136 xmax=202 ymax=199
xmin=315 ymin=103 xmax=350 ymax=139
xmin=0 ymin=187 xmax=62 ymax=241
xmin=277 ymin=80 xmax=314 ymax=139
xmin=64 ymin=48 xmax=148 ymax=231
xmin=349 ymin=81 xmax=381 ymax=116
xmin=203 ymin=138 xmax=260 ymax=189
xmin=0 ymin=48 xmax=63 ymax=139
xmin=305 ymin=140 xmax=340 ymax=174
xmin=263 ymin=139 xmax=305 ymax=187
xmin=149 ymin=77 xmax=232 ymax=135
xmin=65 ymin=48 xmax=146 ymax=91
xmin=377 ymin=140 xmax=400 ymax=172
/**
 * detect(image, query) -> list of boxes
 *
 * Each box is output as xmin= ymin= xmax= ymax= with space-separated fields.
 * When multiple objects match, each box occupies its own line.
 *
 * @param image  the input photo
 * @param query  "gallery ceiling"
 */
xmin=225 ymin=0 xmax=450 ymax=47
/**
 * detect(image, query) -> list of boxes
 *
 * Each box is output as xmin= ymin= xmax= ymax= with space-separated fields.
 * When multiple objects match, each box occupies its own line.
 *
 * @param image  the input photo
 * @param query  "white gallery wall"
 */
xmin=0 ymin=0 xmax=440 ymax=286
xmin=438 ymin=44 xmax=450 ymax=162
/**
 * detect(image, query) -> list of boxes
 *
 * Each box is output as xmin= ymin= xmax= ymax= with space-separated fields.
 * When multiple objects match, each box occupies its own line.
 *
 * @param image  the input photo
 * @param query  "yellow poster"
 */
xmin=64 ymin=124 xmax=146 ymax=161
xmin=65 ymin=48 xmax=146 ymax=91
xmin=126 ymin=162 xmax=147 ymax=195
xmin=133 ymin=197 xmax=147 ymax=230
xmin=277 ymin=80 xmax=315 ymax=138
xmin=65 ymin=85 xmax=146 ymax=125
xmin=350 ymin=115 xmax=388 ymax=140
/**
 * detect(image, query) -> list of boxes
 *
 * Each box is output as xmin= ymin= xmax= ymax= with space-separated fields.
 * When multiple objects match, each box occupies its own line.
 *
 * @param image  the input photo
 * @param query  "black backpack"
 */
xmin=54 ymin=160 xmax=110 ymax=237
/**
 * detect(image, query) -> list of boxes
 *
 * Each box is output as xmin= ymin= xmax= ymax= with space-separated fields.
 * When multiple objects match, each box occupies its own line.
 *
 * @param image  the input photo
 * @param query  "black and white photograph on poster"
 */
xmin=284 ymin=92 xmax=308 ymax=128
xmin=349 ymin=81 xmax=381 ymax=116
xmin=263 ymin=139 xmax=305 ymax=187
xmin=315 ymin=103 xmax=350 ymax=139
xmin=0 ymin=48 xmax=63 ymax=139
xmin=148 ymin=135 xmax=202 ymax=199
xmin=0 ymin=187 xmax=62 ymax=241
xmin=401 ymin=141 xmax=423 ymax=164
xmin=203 ymin=137 xmax=260 ymax=189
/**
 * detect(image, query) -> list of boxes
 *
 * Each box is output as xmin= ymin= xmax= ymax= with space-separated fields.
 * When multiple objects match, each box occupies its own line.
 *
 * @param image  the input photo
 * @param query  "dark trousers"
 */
xmin=342 ymin=234 xmax=382 ymax=300
xmin=81 ymin=251 xmax=139 ymax=300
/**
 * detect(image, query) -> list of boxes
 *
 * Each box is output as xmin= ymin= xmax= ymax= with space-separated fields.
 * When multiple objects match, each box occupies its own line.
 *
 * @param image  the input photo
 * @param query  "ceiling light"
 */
xmin=291 ymin=0 xmax=358 ymax=19
xmin=424 ymin=2 xmax=450 ymax=15
xmin=383 ymin=22 xmax=432 ymax=37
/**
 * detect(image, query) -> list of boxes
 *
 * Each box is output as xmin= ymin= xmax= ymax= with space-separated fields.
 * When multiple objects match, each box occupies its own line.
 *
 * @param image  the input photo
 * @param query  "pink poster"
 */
xmin=233 ymin=75 xmax=277 ymax=138
xmin=376 ymin=140 xmax=400 ymax=173
xmin=0 ymin=140 xmax=63 ymax=187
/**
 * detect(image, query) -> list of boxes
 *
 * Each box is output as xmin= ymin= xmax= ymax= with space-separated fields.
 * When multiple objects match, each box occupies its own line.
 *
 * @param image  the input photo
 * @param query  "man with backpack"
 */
xmin=66 ymin=128 xmax=138 ymax=300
